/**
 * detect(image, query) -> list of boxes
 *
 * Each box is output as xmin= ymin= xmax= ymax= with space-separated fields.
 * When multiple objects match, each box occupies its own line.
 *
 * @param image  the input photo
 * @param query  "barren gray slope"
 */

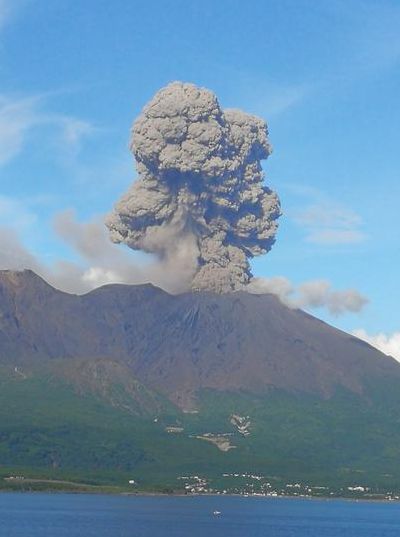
xmin=0 ymin=269 xmax=397 ymax=406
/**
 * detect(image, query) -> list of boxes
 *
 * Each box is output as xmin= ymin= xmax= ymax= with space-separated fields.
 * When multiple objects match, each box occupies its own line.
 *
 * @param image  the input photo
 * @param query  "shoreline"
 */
xmin=0 ymin=486 xmax=398 ymax=504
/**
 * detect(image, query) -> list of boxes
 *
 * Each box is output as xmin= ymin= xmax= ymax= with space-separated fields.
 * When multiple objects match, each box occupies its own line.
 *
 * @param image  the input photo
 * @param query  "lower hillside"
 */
xmin=2 ymin=359 xmax=400 ymax=499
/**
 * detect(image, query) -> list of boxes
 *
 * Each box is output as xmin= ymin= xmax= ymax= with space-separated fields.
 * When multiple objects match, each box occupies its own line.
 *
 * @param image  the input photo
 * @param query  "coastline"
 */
xmin=0 ymin=484 xmax=398 ymax=504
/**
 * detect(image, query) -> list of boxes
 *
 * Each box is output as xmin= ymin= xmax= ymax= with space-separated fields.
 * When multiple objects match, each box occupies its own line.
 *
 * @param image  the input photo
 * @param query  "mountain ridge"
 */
xmin=0 ymin=269 xmax=396 ymax=408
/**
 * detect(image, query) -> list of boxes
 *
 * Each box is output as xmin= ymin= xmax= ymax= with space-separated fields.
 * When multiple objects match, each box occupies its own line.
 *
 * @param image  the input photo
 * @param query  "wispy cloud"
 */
xmin=282 ymin=183 xmax=368 ymax=247
xmin=0 ymin=94 xmax=95 ymax=166
xmin=0 ymin=194 xmax=39 ymax=230
xmin=294 ymin=203 xmax=367 ymax=245
xmin=233 ymin=1 xmax=400 ymax=121
xmin=243 ymin=81 xmax=311 ymax=118
xmin=353 ymin=329 xmax=400 ymax=362
xmin=247 ymin=276 xmax=368 ymax=316
xmin=210 ymin=61 xmax=312 ymax=118
xmin=305 ymin=229 xmax=366 ymax=245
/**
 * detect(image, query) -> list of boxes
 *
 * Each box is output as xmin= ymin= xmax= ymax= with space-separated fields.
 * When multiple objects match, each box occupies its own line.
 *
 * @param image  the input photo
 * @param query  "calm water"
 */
xmin=1 ymin=493 xmax=400 ymax=536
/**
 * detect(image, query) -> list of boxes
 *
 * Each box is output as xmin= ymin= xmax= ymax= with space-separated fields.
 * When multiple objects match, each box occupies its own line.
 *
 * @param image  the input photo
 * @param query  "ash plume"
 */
xmin=106 ymin=82 xmax=281 ymax=293
xmin=248 ymin=277 xmax=368 ymax=316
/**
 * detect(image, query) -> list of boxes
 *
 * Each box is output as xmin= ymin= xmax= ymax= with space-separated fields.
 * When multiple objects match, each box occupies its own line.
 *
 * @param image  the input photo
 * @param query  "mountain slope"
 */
xmin=2 ymin=360 xmax=400 ymax=495
xmin=0 ymin=269 xmax=397 ymax=407
xmin=1 ymin=270 xmax=400 ymax=494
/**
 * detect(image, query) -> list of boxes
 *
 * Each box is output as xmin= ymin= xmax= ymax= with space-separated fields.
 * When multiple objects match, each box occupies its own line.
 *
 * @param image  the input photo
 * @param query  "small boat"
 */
xmin=213 ymin=510 xmax=221 ymax=516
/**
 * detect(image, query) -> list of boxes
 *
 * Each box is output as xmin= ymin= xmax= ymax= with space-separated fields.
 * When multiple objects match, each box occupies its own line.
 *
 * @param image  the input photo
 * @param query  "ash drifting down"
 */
xmin=106 ymin=82 xmax=281 ymax=293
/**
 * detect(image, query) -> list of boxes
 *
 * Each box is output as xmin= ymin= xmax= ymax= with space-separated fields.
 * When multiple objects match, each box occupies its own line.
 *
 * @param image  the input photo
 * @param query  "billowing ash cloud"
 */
xmin=0 ymin=217 xmax=369 ymax=317
xmin=106 ymin=82 xmax=281 ymax=293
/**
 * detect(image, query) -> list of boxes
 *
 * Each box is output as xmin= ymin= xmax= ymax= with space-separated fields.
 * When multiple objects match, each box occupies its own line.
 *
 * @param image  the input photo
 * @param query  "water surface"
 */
xmin=1 ymin=493 xmax=400 ymax=536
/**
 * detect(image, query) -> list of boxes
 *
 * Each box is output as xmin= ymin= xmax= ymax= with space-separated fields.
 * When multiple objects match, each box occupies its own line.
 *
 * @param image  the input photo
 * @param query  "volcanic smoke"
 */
xmin=106 ymin=82 xmax=281 ymax=293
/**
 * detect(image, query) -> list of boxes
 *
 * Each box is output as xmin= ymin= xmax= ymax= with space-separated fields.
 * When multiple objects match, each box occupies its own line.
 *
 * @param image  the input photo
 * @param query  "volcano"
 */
xmin=0 ymin=269 xmax=399 ymax=495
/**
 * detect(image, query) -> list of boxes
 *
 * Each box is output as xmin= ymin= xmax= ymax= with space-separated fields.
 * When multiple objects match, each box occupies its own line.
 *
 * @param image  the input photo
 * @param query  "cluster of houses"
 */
xmin=175 ymin=473 xmax=397 ymax=500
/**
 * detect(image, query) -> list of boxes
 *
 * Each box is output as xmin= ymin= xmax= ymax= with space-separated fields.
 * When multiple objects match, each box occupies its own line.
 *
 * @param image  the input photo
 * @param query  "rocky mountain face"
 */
xmin=0 ymin=269 xmax=397 ymax=407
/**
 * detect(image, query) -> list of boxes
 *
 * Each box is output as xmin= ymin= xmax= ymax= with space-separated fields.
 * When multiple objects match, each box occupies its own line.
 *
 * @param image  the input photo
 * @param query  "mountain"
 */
xmin=0 ymin=269 xmax=397 ymax=406
xmin=1 ymin=269 xmax=400 ymax=496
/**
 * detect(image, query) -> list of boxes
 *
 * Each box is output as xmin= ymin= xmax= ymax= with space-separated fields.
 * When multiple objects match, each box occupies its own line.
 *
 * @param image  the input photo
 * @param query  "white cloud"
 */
xmin=305 ymin=229 xmax=366 ymax=245
xmin=248 ymin=276 xmax=368 ymax=316
xmin=246 ymin=82 xmax=311 ymax=117
xmin=60 ymin=117 xmax=94 ymax=147
xmin=295 ymin=204 xmax=362 ymax=229
xmin=0 ymin=95 xmax=39 ymax=164
xmin=0 ymin=94 xmax=95 ymax=166
xmin=213 ymin=62 xmax=312 ymax=118
xmin=265 ymin=84 xmax=310 ymax=116
xmin=293 ymin=202 xmax=367 ymax=246
xmin=82 ymin=267 xmax=121 ymax=286
xmin=352 ymin=329 xmax=400 ymax=362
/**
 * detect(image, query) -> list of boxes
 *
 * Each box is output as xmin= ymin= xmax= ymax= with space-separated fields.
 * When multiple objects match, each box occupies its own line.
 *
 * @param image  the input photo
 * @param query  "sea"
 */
xmin=1 ymin=493 xmax=400 ymax=536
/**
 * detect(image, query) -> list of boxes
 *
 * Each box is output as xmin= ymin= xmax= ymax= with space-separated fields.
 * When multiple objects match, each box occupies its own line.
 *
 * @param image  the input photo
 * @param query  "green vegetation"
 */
xmin=1 ymin=361 xmax=400 ymax=496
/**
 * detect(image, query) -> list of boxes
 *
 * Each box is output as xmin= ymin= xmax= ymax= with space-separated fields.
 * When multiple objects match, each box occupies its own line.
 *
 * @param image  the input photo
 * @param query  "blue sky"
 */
xmin=0 ymin=0 xmax=399 ymax=354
